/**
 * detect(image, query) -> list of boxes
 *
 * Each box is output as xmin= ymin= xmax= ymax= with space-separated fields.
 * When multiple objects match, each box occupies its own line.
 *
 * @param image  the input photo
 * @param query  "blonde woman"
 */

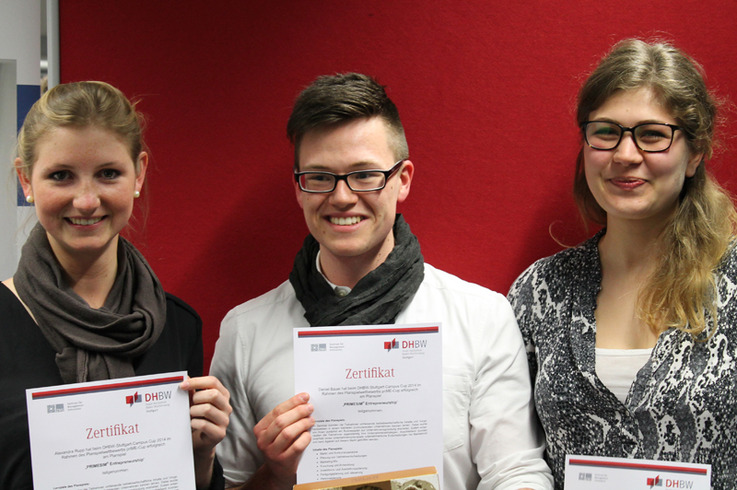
xmin=1 ymin=81 xmax=231 ymax=489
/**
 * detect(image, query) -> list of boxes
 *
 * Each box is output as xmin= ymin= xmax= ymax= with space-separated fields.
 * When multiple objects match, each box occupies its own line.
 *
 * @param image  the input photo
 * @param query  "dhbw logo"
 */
xmin=647 ymin=476 xmax=662 ymax=488
xmin=125 ymin=392 xmax=142 ymax=407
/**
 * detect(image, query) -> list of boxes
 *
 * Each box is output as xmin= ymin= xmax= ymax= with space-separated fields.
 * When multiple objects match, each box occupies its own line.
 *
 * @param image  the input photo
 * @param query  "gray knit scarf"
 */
xmin=289 ymin=214 xmax=424 ymax=326
xmin=13 ymin=223 xmax=167 ymax=384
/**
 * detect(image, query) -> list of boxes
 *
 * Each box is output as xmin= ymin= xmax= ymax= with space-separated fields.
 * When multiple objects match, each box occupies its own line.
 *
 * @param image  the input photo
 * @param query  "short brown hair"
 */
xmin=286 ymin=73 xmax=409 ymax=168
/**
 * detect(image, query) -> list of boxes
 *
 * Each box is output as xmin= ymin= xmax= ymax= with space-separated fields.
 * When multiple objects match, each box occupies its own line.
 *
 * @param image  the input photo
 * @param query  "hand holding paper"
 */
xmin=182 ymin=375 xmax=232 ymax=487
xmin=253 ymin=392 xmax=315 ymax=487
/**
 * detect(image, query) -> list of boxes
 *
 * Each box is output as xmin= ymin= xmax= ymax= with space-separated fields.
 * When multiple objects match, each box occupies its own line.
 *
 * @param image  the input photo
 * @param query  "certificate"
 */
xmin=294 ymin=323 xmax=443 ymax=486
xmin=565 ymin=454 xmax=711 ymax=489
xmin=26 ymin=371 xmax=195 ymax=489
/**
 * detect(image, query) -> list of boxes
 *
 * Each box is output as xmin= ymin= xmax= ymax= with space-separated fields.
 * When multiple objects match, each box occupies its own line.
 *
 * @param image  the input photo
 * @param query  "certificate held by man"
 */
xmin=293 ymin=323 xmax=443 ymax=485
xmin=25 ymin=371 xmax=195 ymax=489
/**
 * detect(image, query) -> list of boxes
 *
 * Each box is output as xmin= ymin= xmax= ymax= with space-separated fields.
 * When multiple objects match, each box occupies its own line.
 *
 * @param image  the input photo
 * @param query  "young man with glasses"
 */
xmin=210 ymin=73 xmax=552 ymax=490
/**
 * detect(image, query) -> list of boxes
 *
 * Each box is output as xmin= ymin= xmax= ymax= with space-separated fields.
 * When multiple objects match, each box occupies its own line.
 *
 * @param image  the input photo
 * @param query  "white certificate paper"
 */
xmin=294 ymin=323 xmax=443 ymax=485
xmin=26 ymin=371 xmax=195 ymax=489
xmin=565 ymin=454 xmax=711 ymax=489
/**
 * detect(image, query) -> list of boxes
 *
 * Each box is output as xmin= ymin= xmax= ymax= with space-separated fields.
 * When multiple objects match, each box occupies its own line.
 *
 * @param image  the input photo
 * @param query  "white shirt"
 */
xmin=595 ymin=348 xmax=653 ymax=404
xmin=210 ymin=263 xmax=553 ymax=489
xmin=316 ymin=250 xmax=351 ymax=297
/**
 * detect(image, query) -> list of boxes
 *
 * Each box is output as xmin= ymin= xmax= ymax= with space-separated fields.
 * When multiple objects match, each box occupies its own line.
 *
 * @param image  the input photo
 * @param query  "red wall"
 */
xmin=58 ymin=1 xmax=737 ymax=370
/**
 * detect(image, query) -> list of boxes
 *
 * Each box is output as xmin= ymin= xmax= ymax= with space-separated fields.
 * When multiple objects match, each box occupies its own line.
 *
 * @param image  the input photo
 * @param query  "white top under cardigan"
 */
xmin=595 ymin=348 xmax=653 ymax=404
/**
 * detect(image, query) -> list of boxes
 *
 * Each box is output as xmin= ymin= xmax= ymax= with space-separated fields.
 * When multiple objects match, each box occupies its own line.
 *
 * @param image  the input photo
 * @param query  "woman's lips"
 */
xmin=609 ymin=177 xmax=646 ymax=190
xmin=66 ymin=216 xmax=106 ymax=226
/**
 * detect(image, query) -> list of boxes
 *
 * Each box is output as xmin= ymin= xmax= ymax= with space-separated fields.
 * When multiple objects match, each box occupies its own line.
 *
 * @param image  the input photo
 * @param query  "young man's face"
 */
xmin=294 ymin=116 xmax=413 ymax=277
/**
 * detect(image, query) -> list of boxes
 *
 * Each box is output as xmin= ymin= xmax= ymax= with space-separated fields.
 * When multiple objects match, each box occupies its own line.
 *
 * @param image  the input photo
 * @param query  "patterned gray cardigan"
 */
xmin=507 ymin=231 xmax=737 ymax=489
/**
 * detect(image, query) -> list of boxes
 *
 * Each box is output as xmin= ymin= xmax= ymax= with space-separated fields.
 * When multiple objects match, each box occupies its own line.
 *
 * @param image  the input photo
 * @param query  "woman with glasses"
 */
xmin=507 ymin=39 xmax=737 ymax=489
xmin=1 ymin=81 xmax=231 ymax=489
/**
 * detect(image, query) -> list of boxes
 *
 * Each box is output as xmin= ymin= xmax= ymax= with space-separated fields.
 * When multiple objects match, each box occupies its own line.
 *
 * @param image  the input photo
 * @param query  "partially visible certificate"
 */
xmin=26 ymin=371 xmax=195 ymax=489
xmin=294 ymin=323 xmax=443 ymax=486
xmin=565 ymin=454 xmax=711 ymax=489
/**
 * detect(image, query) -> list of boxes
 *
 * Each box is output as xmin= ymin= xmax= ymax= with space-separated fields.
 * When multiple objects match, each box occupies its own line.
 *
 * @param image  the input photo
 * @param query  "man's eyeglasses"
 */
xmin=582 ymin=121 xmax=683 ymax=153
xmin=294 ymin=159 xmax=405 ymax=193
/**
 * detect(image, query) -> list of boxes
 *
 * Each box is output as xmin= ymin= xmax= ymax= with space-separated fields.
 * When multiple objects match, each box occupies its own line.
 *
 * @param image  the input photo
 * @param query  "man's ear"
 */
xmin=294 ymin=177 xmax=305 ymax=209
xmin=396 ymin=159 xmax=414 ymax=203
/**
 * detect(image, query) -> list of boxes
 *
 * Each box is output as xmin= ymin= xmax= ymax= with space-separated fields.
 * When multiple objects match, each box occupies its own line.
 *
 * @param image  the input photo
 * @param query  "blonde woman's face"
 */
xmin=17 ymin=125 xmax=147 ymax=267
xmin=583 ymin=87 xmax=702 ymax=228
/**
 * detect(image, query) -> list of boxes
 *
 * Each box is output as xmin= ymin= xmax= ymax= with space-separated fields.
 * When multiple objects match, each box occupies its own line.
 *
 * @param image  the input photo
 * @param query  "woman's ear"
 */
xmin=135 ymin=152 xmax=148 ymax=193
xmin=686 ymin=152 xmax=703 ymax=178
xmin=15 ymin=158 xmax=33 ymax=200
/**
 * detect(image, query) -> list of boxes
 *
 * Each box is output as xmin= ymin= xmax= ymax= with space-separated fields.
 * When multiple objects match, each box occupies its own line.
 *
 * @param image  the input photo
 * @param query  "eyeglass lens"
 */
xmin=585 ymin=122 xmax=675 ymax=151
xmin=299 ymin=170 xmax=388 ymax=192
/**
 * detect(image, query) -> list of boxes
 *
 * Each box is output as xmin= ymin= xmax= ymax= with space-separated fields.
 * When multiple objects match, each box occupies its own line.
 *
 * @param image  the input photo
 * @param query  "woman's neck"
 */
xmin=599 ymin=217 xmax=666 ymax=270
xmin=52 ymin=238 xmax=120 ymax=309
xmin=595 ymin=219 xmax=665 ymax=350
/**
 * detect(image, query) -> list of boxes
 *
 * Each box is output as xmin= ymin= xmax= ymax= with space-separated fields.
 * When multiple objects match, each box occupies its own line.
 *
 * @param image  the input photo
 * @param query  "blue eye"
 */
xmin=591 ymin=125 xmax=620 ymax=140
xmin=306 ymin=174 xmax=331 ymax=183
xmin=637 ymin=128 xmax=668 ymax=141
xmin=49 ymin=170 xmax=71 ymax=182
xmin=100 ymin=169 xmax=120 ymax=180
xmin=353 ymin=171 xmax=377 ymax=180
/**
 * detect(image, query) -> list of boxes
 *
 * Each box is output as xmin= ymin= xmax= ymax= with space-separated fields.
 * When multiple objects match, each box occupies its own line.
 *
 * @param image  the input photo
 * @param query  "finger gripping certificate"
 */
xmin=294 ymin=323 xmax=443 ymax=485
xmin=26 ymin=371 xmax=195 ymax=489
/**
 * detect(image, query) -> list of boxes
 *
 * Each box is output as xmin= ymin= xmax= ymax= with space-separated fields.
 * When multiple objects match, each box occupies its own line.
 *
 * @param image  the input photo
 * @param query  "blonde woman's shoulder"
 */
xmin=2 ymin=277 xmax=36 ymax=321
xmin=2 ymin=277 xmax=16 ymax=293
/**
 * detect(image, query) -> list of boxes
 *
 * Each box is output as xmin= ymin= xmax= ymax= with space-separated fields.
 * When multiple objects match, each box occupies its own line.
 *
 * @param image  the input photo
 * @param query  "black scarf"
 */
xmin=289 ymin=214 xmax=424 ymax=326
xmin=14 ymin=223 xmax=167 ymax=384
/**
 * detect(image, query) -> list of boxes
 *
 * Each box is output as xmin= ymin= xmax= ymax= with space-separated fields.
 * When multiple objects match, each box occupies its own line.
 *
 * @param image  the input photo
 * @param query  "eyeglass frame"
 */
xmin=294 ymin=159 xmax=406 ymax=193
xmin=581 ymin=120 xmax=683 ymax=153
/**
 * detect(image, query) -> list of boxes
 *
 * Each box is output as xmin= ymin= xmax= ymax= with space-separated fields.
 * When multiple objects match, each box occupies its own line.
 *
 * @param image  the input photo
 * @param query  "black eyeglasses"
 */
xmin=582 ymin=121 xmax=683 ymax=152
xmin=294 ymin=159 xmax=405 ymax=193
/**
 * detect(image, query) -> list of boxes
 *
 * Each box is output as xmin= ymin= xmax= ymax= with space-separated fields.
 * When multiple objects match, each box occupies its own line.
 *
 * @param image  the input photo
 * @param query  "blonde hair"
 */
xmin=16 ymin=81 xmax=145 ymax=177
xmin=573 ymin=39 xmax=737 ymax=336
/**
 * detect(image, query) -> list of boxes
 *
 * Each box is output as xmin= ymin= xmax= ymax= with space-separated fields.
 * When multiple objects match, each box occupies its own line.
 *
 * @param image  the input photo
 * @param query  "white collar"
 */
xmin=315 ymin=250 xmax=352 ymax=297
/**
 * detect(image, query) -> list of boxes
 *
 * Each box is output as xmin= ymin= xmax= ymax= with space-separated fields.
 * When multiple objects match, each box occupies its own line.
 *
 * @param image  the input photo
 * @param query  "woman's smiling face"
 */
xmin=19 ymin=125 xmax=147 ymax=263
xmin=584 ymin=87 xmax=701 ymax=227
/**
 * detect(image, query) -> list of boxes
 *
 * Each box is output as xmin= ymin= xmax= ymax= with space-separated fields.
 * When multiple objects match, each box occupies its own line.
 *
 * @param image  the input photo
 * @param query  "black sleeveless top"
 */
xmin=0 ymin=284 xmax=204 ymax=489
